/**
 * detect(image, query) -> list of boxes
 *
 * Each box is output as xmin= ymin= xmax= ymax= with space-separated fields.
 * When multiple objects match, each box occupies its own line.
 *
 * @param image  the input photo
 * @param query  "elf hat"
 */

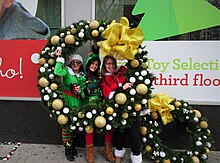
xmin=69 ymin=54 xmax=83 ymax=63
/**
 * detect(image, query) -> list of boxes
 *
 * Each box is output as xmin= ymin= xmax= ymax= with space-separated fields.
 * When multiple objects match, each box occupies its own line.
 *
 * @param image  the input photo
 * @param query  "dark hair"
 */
xmin=86 ymin=57 xmax=101 ymax=80
xmin=101 ymin=55 xmax=117 ymax=75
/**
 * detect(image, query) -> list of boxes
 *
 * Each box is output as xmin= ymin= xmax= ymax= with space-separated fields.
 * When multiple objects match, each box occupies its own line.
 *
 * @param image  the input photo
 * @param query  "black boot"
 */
xmin=71 ymin=143 xmax=78 ymax=156
xmin=64 ymin=143 xmax=74 ymax=161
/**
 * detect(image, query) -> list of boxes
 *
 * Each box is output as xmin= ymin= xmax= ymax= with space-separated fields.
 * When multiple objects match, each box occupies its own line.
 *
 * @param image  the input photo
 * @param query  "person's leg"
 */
xmin=85 ymin=132 xmax=94 ymax=163
xmin=114 ymin=130 xmax=126 ymax=163
xmin=102 ymin=131 xmax=115 ymax=162
xmin=127 ymin=120 xmax=142 ymax=163
xmin=62 ymin=128 xmax=75 ymax=161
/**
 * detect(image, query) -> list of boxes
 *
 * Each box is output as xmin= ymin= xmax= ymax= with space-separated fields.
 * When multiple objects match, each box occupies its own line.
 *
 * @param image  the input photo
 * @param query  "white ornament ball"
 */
xmin=194 ymin=117 xmax=199 ymax=122
xmin=63 ymin=107 xmax=70 ymax=114
xmin=129 ymin=77 xmax=136 ymax=83
xmin=53 ymin=92 xmax=57 ymax=98
xmin=78 ymin=32 xmax=84 ymax=38
xmin=148 ymin=134 xmax=153 ymax=139
xmin=100 ymin=111 xmax=105 ymax=116
xmin=43 ymin=95 xmax=50 ymax=101
xmin=61 ymin=43 xmax=66 ymax=47
xmin=83 ymin=121 xmax=88 ymax=125
xmin=135 ymin=72 xmax=139 ymax=76
xmin=75 ymin=42 xmax=79 ymax=46
xmin=92 ymin=109 xmax=97 ymax=114
xmin=86 ymin=112 xmax=93 ymax=119
xmin=129 ymin=89 xmax=136 ymax=95
xmin=108 ymin=116 xmax=113 ymax=121
xmin=138 ymin=76 xmax=143 ymax=80
xmin=141 ymin=99 xmax=147 ymax=104
xmin=72 ymin=117 xmax=77 ymax=121
xmin=70 ymin=125 xmax=76 ymax=130
xmin=49 ymin=74 xmax=54 ymax=79
xmin=99 ymin=26 xmax=105 ymax=32
xmin=112 ymin=113 xmax=117 ymax=117
xmin=196 ymin=141 xmax=202 ymax=146
xmin=142 ymin=137 xmax=147 ymax=143
xmin=56 ymin=111 xmax=60 ymax=115
xmin=141 ymin=70 xmax=147 ymax=76
xmin=40 ymin=67 xmax=46 ymax=73
xmin=160 ymin=151 xmax=166 ymax=158
xmin=144 ymin=79 xmax=151 ymax=85
xmin=106 ymin=124 xmax=112 ymax=130
xmin=138 ymin=48 xmax=143 ymax=54
xmin=79 ymin=127 xmax=84 ymax=132
xmin=121 ymin=119 xmax=127 ymax=125
xmin=127 ymin=106 xmax=132 ymax=110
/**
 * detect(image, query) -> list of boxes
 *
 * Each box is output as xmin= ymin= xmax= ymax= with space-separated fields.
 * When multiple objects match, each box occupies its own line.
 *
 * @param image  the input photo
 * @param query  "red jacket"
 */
xmin=102 ymin=66 xmax=127 ymax=99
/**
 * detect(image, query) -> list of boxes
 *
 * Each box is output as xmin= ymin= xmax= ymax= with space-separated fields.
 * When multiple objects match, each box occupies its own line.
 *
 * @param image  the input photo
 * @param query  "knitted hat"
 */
xmin=69 ymin=54 xmax=83 ymax=63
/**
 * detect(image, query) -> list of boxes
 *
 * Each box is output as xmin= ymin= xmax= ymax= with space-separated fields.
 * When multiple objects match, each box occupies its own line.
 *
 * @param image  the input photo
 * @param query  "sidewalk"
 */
xmin=1 ymin=143 xmax=220 ymax=163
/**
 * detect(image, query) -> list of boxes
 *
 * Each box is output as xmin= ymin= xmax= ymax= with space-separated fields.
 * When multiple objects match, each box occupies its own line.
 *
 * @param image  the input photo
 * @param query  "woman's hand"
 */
xmin=54 ymin=49 xmax=62 ymax=57
xmin=123 ymin=83 xmax=132 ymax=90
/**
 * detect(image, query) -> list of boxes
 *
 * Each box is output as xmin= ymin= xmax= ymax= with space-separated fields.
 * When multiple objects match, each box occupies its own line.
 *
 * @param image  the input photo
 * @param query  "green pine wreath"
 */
xmin=37 ymin=18 xmax=214 ymax=162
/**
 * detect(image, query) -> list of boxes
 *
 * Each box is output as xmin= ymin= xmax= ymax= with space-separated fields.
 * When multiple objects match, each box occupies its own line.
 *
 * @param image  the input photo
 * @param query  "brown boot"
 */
xmin=102 ymin=143 xmax=115 ymax=162
xmin=86 ymin=144 xmax=94 ymax=163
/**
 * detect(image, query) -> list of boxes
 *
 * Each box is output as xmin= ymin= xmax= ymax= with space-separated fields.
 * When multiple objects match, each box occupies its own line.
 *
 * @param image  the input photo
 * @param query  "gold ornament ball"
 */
xmin=122 ymin=112 xmax=129 ymax=119
xmin=85 ymin=125 xmax=94 ymax=134
xmin=174 ymin=101 xmax=182 ymax=107
xmin=50 ymin=83 xmax=58 ymax=91
xmin=38 ymin=77 xmax=49 ymax=87
xmin=52 ymin=99 xmax=63 ymax=110
xmin=89 ymin=20 xmax=100 ymax=29
xmin=136 ymin=83 xmax=148 ymax=95
xmin=151 ymin=112 xmax=158 ymax=119
xmin=71 ymin=27 xmax=77 ymax=34
xmin=130 ymin=59 xmax=139 ymax=68
xmin=140 ymin=126 xmax=147 ymax=136
xmin=48 ymin=59 xmax=55 ymax=65
xmin=204 ymin=147 xmax=210 ymax=154
xmin=145 ymin=145 xmax=151 ymax=152
xmin=191 ymin=156 xmax=200 ymax=163
xmin=163 ymin=159 xmax=171 ymax=163
xmin=51 ymin=35 xmax=60 ymax=45
xmin=91 ymin=30 xmax=99 ymax=37
xmin=65 ymin=35 xmax=75 ymax=44
xmin=141 ymin=62 xmax=147 ymax=69
xmin=57 ymin=114 xmax=68 ymax=125
xmin=78 ymin=112 xmax=85 ymax=118
xmin=106 ymin=106 xmax=114 ymax=115
xmin=115 ymin=93 xmax=127 ymax=105
xmin=193 ymin=109 xmax=202 ymax=118
xmin=95 ymin=116 xmax=106 ymax=128
xmin=200 ymin=121 xmax=208 ymax=129
xmin=39 ymin=58 xmax=46 ymax=65
xmin=134 ymin=104 xmax=142 ymax=111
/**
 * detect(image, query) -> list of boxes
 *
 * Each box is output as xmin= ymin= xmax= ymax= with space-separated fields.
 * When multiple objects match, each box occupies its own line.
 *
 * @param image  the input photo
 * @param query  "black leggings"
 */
xmin=114 ymin=120 xmax=141 ymax=155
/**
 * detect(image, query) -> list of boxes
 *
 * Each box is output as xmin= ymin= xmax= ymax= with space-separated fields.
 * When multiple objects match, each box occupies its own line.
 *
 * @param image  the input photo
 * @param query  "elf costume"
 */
xmin=54 ymin=54 xmax=87 ymax=161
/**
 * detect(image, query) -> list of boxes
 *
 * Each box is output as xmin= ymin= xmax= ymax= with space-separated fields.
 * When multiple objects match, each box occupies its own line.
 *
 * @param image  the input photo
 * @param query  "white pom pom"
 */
xmin=106 ymin=124 xmax=112 ymax=130
xmin=144 ymin=79 xmax=151 ymax=85
xmin=92 ymin=109 xmax=97 ymax=114
xmin=78 ymin=32 xmax=84 ymax=38
xmin=72 ymin=117 xmax=77 ymax=121
xmin=40 ymin=67 xmax=46 ymax=73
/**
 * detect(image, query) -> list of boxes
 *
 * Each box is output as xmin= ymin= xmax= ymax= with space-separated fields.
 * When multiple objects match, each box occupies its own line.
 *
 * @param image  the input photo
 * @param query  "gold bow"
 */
xmin=99 ymin=17 xmax=144 ymax=60
xmin=148 ymin=93 xmax=175 ymax=125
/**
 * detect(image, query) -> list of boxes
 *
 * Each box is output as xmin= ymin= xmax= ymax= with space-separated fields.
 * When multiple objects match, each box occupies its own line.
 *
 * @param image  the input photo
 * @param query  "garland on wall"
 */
xmin=37 ymin=17 xmax=214 ymax=162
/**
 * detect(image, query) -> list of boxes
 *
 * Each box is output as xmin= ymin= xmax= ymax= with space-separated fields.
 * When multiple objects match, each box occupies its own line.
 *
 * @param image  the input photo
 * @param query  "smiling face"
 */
xmin=105 ymin=58 xmax=116 ymax=74
xmin=89 ymin=60 xmax=99 ymax=72
xmin=71 ymin=59 xmax=82 ymax=73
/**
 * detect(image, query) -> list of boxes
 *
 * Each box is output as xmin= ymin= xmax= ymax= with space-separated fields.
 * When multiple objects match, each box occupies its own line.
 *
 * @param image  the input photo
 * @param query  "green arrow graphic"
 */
xmin=132 ymin=0 xmax=220 ymax=40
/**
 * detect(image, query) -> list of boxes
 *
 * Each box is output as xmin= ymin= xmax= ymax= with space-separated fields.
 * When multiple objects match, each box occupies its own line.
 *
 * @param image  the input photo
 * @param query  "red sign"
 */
xmin=0 ymin=40 xmax=47 ymax=100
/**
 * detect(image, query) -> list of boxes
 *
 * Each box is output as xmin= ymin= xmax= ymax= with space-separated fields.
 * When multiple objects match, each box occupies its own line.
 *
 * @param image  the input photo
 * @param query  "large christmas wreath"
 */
xmin=37 ymin=17 xmax=214 ymax=162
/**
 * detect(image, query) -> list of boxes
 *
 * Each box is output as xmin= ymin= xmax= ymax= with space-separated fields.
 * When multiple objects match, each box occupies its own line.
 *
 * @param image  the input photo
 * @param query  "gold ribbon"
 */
xmin=148 ymin=93 xmax=175 ymax=125
xmin=99 ymin=17 xmax=144 ymax=60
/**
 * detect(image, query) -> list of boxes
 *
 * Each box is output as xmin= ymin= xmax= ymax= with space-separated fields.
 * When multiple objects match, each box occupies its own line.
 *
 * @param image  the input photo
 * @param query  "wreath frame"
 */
xmin=140 ymin=97 xmax=215 ymax=163
xmin=37 ymin=18 xmax=214 ymax=163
